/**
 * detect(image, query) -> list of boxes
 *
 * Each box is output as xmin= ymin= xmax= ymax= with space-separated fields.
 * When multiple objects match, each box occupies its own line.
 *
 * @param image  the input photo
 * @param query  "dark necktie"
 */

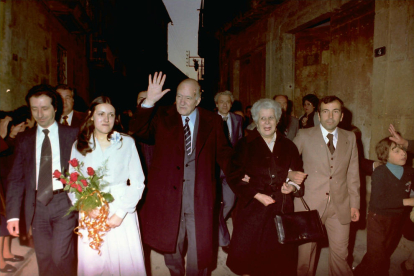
xmin=327 ymin=133 xmax=335 ymax=155
xmin=184 ymin=117 xmax=191 ymax=155
xmin=37 ymin=129 xmax=53 ymax=205
xmin=62 ymin=116 xmax=69 ymax=126
xmin=223 ymin=117 xmax=231 ymax=145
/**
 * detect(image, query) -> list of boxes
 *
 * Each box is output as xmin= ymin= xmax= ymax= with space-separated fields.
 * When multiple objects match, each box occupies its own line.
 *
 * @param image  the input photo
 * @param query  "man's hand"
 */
xmin=288 ymin=171 xmax=307 ymax=185
xmin=88 ymin=208 xmax=101 ymax=219
xmin=254 ymin=193 xmax=275 ymax=206
xmin=9 ymin=122 xmax=26 ymax=139
xmin=107 ymin=214 xmax=123 ymax=228
xmin=0 ymin=116 xmax=12 ymax=139
xmin=7 ymin=221 xmax=19 ymax=237
xmin=144 ymin=72 xmax=171 ymax=106
xmin=350 ymin=208 xmax=360 ymax=222
xmin=389 ymin=124 xmax=409 ymax=149
xmin=281 ymin=182 xmax=295 ymax=194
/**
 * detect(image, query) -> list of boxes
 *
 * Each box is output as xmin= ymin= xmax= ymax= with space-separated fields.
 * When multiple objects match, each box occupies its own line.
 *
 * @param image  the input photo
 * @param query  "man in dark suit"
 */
xmin=6 ymin=84 xmax=78 ymax=276
xmin=129 ymin=73 xmax=233 ymax=276
xmin=213 ymin=91 xmax=243 ymax=252
xmin=56 ymin=84 xmax=86 ymax=128
xmin=293 ymin=96 xmax=360 ymax=276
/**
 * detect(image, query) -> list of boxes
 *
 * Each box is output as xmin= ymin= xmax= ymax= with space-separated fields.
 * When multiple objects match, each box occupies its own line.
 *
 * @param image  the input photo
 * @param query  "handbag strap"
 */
xmin=300 ymin=197 xmax=311 ymax=211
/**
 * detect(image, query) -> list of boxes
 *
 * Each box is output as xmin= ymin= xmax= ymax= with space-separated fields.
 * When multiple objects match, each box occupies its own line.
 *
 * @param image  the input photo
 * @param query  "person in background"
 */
xmin=214 ymin=91 xmax=243 ymax=253
xmin=273 ymin=95 xmax=299 ymax=141
xmin=388 ymin=124 xmax=414 ymax=276
xmin=299 ymin=94 xmax=319 ymax=129
xmin=56 ymin=84 xmax=86 ymax=128
xmin=353 ymin=137 xmax=413 ymax=276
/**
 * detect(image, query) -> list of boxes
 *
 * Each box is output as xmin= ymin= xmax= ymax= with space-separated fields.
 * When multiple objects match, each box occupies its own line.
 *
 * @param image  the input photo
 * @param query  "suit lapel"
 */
xmin=229 ymin=112 xmax=237 ymax=146
xmin=165 ymin=108 xmax=184 ymax=156
xmin=332 ymin=128 xmax=349 ymax=173
xmin=195 ymin=108 xmax=213 ymax=159
xmin=27 ymin=127 xmax=37 ymax=190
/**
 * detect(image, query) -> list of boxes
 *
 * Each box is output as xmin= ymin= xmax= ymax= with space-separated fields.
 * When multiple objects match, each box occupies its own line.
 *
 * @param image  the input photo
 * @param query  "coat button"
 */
xmin=173 ymin=186 xmax=177 ymax=190
xmin=271 ymin=175 xmax=275 ymax=178
xmin=185 ymin=164 xmax=189 ymax=167
xmin=177 ymin=166 xmax=180 ymax=170
xmin=329 ymin=176 xmax=332 ymax=179
xmin=183 ymin=179 xmax=185 ymax=182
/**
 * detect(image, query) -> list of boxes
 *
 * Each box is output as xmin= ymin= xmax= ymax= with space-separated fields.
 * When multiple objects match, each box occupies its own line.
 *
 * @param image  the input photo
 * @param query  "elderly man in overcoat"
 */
xmin=129 ymin=72 xmax=233 ymax=276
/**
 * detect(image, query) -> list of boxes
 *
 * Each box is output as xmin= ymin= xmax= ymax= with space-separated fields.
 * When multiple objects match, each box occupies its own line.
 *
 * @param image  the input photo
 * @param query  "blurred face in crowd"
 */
xmin=30 ymin=95 xmax=56 ymax=128
xmin=318 ymin=100 xmax=343 ymax=132
xmin=92 ymin=103 xmax=116 ymax=136
xmin=274 ymin=96 xmax=288 ymax=112
xmin=216 ymin=95 xmax=232 ymax=116
xmin=137 ymin=91 xmax=147 ymax=106
xmin=303 ymin=100 xmax=315 ymax=115
xmin=257 ymin=108 xmax=277 ymax=140
xmin=388 ymin=144 xmax=407 ymax=166
xmin=176 ymin=81 xmax=201 ymax=116
xmin=57 ymin=88 xmax=74 ymax=116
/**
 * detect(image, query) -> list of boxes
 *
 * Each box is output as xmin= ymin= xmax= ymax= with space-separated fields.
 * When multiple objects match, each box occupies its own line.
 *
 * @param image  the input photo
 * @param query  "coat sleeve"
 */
xmin=293 ymin=129 xmax=305 ymax=155
xmin=347 ymin=133 xmax=360 ymax=210
xmin=5 ymin=135 xmax=26 ymax=220
xmin=216 ymin=115 xmax=234 ymax=175
xmin=128 ymin=105 xmax=157 ymax=143
xmin=225 ymin=140 xmax=257 ymax=203
xmin=113 ymin=139 xmax=145 ymax=219
xmin=288 ymin=141 xmax=304 ymax=197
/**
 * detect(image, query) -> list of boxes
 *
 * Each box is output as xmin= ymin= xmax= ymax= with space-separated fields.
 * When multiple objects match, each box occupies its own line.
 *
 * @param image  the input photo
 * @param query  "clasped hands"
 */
xmin=245 ymin=171 xmax=307 ymax=207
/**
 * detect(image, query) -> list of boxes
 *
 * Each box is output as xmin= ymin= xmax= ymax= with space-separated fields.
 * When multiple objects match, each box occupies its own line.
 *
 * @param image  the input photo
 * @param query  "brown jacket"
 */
xmin=293 ymin=126 xmax=360 ymax=224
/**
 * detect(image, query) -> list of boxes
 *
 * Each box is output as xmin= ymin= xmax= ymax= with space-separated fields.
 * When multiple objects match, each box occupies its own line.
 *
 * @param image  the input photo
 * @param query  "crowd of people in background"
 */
xmin=0 ymin=73 xmax=413 ymax=276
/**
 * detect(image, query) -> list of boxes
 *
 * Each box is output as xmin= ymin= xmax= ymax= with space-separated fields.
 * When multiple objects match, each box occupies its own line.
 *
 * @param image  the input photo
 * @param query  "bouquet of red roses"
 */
xmin=53 ymin=158 xmax=114 ymax=254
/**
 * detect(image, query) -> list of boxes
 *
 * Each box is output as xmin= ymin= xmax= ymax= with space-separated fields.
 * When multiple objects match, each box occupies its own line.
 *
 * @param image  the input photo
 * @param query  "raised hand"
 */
xmin=388 ymin=124 xmax=409 ymax=149
xmin=144 ymin=72 xmax=171 ymax=106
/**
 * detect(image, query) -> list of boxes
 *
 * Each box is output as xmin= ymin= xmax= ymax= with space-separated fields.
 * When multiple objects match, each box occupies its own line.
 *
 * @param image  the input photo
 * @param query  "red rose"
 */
xmin=60 ymin=178 xmax=67 ymax=185
xmin=70 ymin=182 xmax=76 ymax=188
xmin=81 ymin=179 xmax=88 ymax=187
xmin=68 ymin=158 xmax=79 ymax=167
xmin=76 ymin=185 xmax=82 ymax=193
xmin=70 ymin=172 xmax=79 ymax=182
xmin=87 ymin=167 xmax=95 ymax=176
xmin=53 ymin=170 xmax=61 ymax=179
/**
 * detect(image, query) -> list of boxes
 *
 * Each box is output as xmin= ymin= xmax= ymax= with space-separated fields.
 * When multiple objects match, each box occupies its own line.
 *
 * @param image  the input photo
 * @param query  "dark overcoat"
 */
xmin=225 ymin=129 xmax=303 ymax=275
xmin=129 ymin=105 xmax=233 ymax=269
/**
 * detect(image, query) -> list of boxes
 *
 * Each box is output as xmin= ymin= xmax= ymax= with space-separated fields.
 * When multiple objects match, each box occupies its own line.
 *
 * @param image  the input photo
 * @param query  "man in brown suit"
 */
xmin=293 ymin=96 xmax=360 ymax=276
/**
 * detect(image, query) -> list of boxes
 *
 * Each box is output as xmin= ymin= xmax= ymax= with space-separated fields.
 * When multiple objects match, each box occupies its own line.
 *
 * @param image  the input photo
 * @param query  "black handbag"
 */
xmin=274 ymin=196 xmax=326 ymax=244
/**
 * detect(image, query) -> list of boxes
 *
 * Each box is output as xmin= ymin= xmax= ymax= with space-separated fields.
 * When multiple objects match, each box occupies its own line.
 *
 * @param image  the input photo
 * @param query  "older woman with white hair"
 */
xmin=225 ymin=98 xmax=304 ymax=276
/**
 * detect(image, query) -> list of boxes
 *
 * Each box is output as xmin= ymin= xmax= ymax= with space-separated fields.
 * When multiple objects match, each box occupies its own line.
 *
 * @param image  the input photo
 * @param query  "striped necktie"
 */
xmin=184 ymin=117 xmax=191 ymax=155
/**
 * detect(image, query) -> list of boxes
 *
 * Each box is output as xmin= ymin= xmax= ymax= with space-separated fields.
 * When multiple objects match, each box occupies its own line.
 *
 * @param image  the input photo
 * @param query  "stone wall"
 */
xmin=0 ymin=0 xmax=90 ymax=111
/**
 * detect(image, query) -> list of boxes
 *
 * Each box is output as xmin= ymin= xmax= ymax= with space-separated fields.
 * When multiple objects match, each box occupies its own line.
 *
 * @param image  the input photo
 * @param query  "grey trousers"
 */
xmin=164 ymin=213 xmax=208 ymax=276
xmin=218 ymin=177 xmax=236 ymax=247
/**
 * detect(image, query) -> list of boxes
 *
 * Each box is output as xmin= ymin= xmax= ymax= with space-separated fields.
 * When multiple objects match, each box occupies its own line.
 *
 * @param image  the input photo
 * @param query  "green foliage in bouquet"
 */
xmin=53 ymin=158 xmax=114 ymax=215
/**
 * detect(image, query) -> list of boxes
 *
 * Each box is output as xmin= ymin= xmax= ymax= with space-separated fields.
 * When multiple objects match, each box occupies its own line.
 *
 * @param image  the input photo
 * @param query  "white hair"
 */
xmin=251 ymin=98 xmax=282 ymax=124
xmin=214 ymin=91 xmax=235 ymax=103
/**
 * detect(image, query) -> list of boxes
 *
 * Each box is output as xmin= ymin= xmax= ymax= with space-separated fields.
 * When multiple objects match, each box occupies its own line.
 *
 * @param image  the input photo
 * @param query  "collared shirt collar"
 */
xmin=181 ymin=108 xmax=197 ymax=126
xmin=37 ymin=120 xmax=58 ymax=135
xmin=264 ymin=132 xmax=277 ymax=152
xmin=320 ymin=124 xmax=338 ymax=147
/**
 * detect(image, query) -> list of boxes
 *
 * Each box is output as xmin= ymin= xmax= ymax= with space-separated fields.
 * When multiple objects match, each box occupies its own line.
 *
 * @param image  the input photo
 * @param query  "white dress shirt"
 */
xmin=60 ymin=110 xmax=74 ymax=125
xmin=320 ymin=124 xmax=338 ymax=148
xmin=36 ymin=121 xmax=63 ymax=190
